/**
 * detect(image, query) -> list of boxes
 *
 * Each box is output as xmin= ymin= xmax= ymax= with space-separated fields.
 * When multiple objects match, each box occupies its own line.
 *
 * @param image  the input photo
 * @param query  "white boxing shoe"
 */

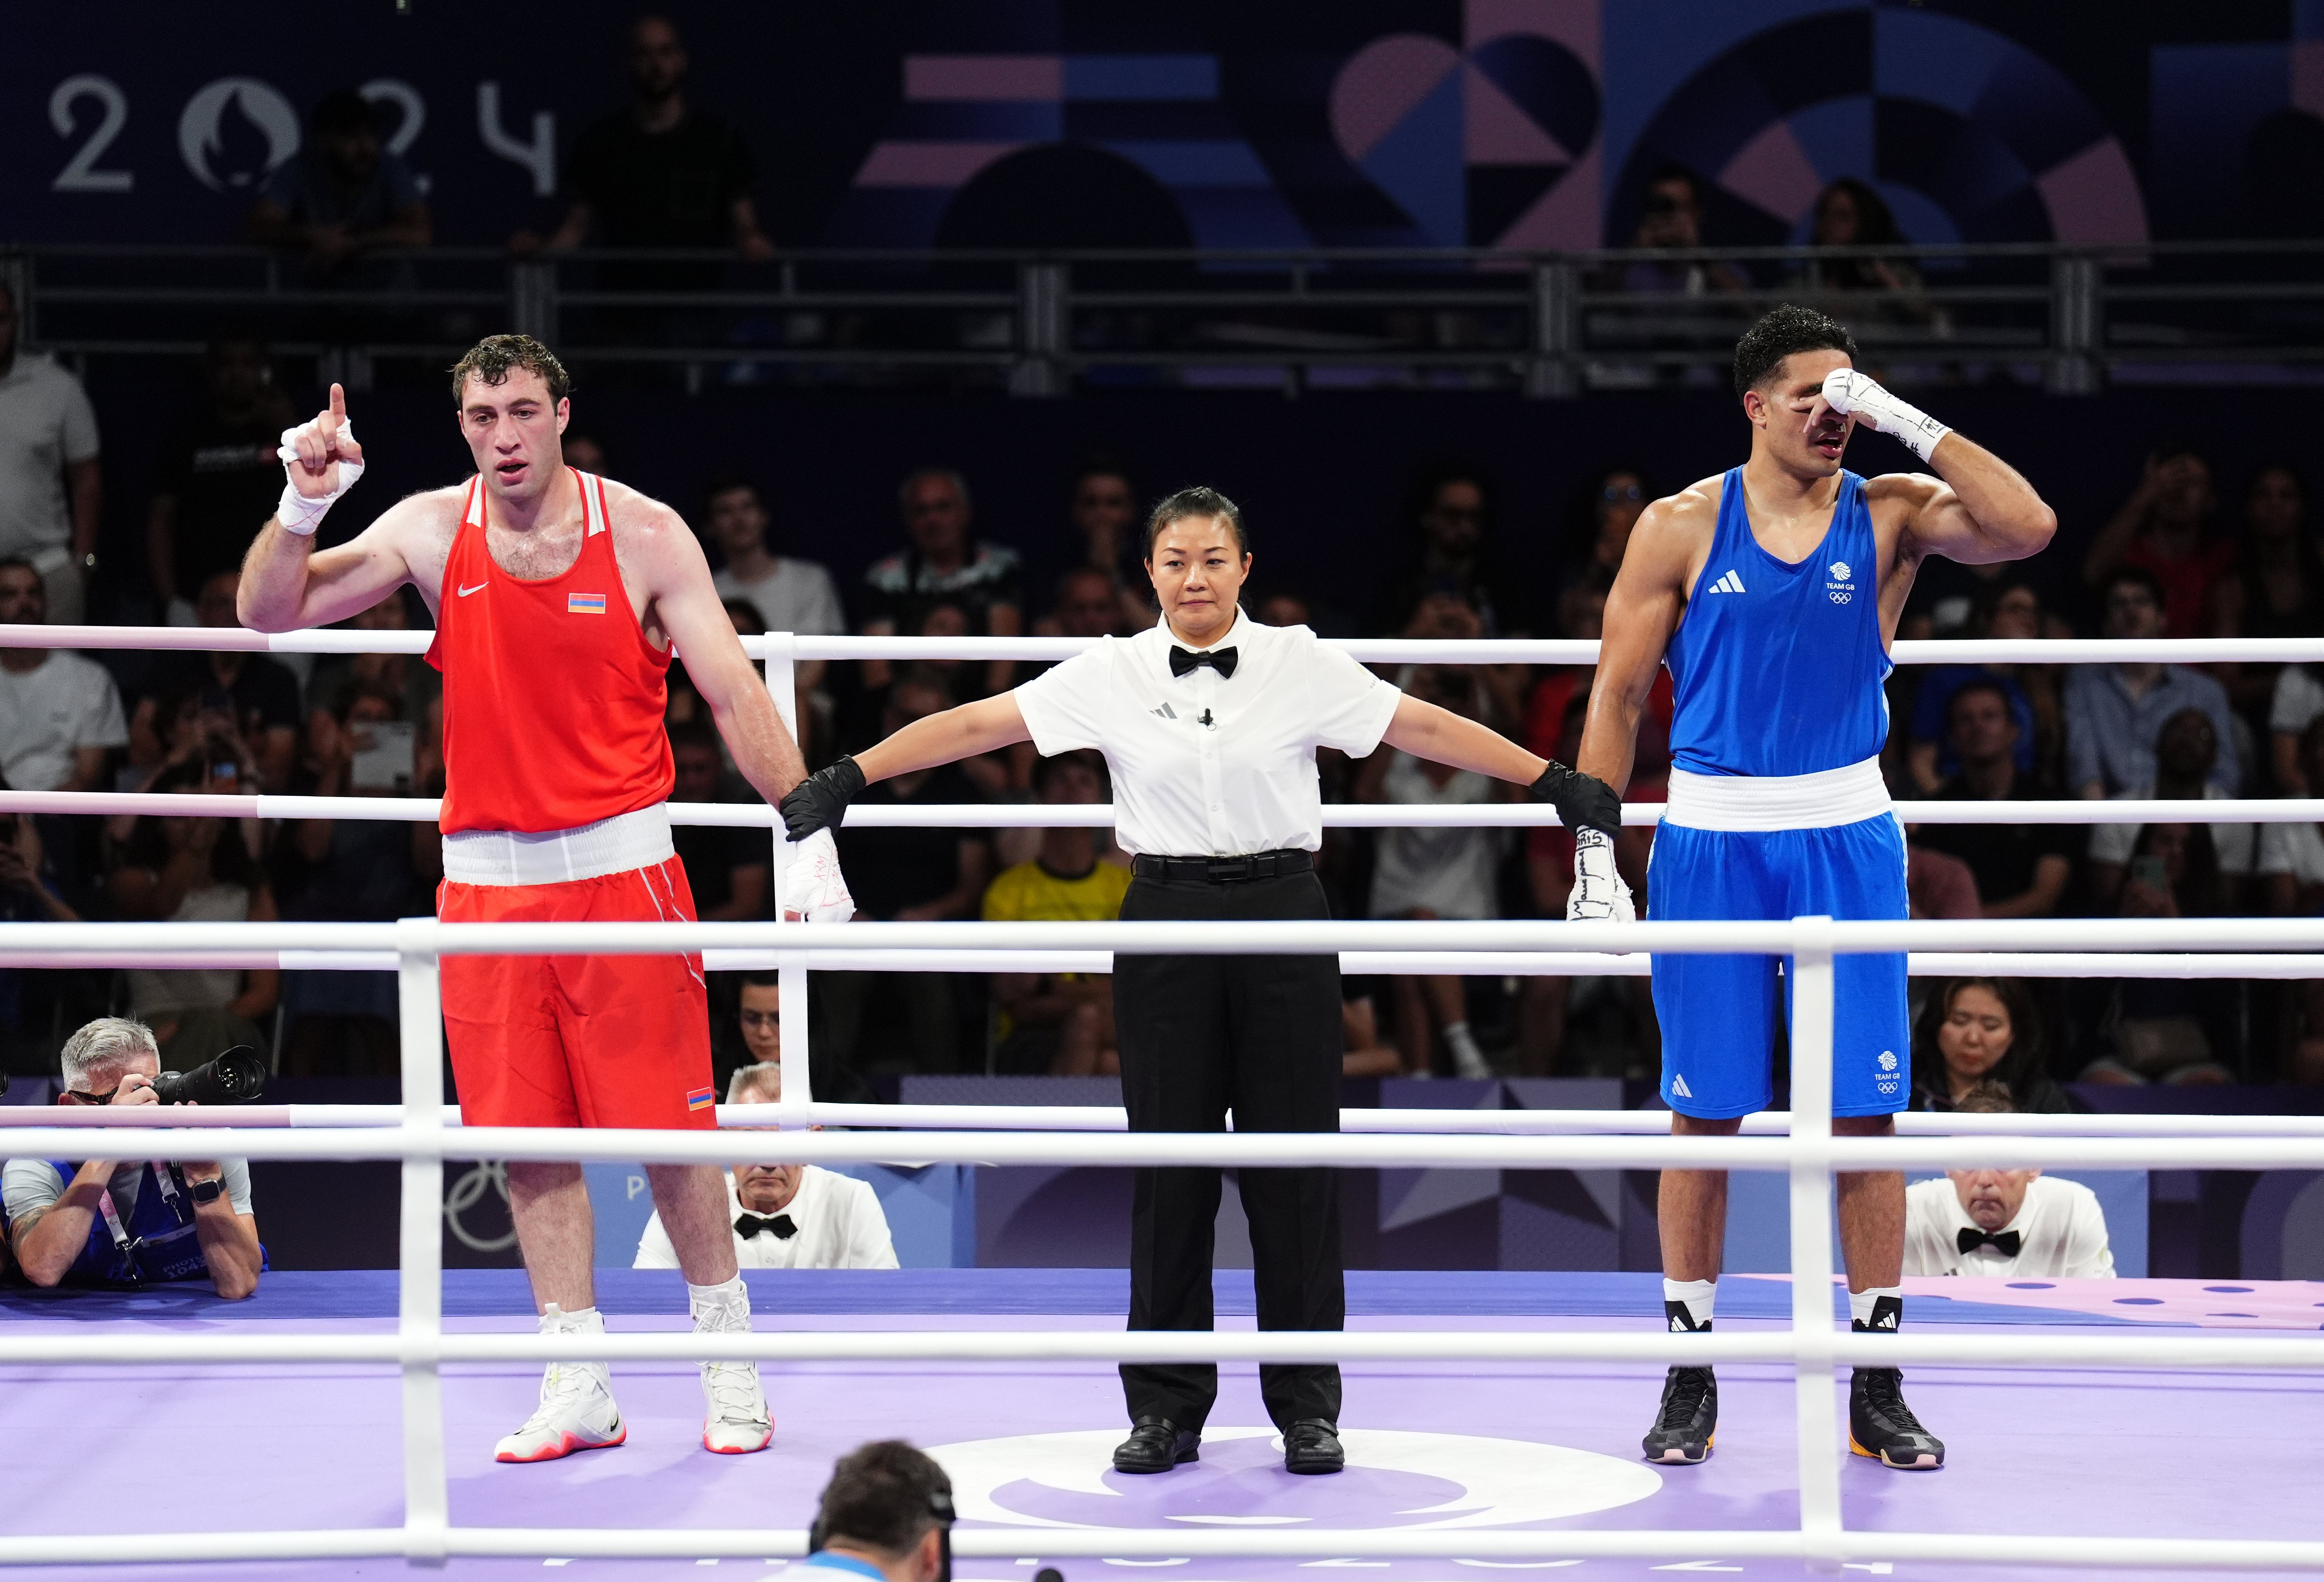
xmin=494 ymin=1306 xmax=626 ymax=1464
xmin=694 ymin=1281 xmax=772 ymax=1454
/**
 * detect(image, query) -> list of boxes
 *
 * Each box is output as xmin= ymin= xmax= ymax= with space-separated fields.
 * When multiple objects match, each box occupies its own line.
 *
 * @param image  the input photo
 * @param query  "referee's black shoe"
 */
xmin=1848 ymin=1367 xmax=1944 ymax=1469
xmin=1282 ymin=1419 xmax=1345 ymax=1475
xmin=1641 ymin=1366 xmax=1717 ymax=1465
xmin=1113 ymin=1417 xmax=1200 ymax=1473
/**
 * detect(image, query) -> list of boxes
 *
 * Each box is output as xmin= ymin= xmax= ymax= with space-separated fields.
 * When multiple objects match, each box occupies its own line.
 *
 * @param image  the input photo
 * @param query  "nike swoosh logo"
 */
xmin=457 ymin=582 xmax=488 ymax=597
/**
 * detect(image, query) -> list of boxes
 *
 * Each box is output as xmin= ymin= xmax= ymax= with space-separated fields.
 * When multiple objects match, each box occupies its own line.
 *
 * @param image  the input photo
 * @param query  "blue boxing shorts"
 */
xmin=1644 ymin=769 xmax=1910 ymax=1120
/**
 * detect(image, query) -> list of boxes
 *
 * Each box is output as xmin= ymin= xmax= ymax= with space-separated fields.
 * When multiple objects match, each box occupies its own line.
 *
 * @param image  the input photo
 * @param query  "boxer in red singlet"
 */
xmin=239 ymin=335 xmax=816 ymax=1461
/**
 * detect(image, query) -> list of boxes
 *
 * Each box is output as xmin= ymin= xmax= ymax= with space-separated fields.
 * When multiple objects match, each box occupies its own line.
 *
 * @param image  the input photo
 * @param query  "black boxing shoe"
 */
xmin=1642 ymin=1366 xmax=1717 ymax=1465
xmin=1848 ymin=1366 xmax=1944 ymax=1469
xmin=1282 ymin=1419 xmax=1345 ymax=1475
xmin=1112 ymin=1417 xmax=1200 ymax=1474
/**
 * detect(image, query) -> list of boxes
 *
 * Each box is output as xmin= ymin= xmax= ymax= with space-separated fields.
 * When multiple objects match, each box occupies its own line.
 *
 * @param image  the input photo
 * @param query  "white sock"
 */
xmin=1444 ymin=1021 xmax=1490 ymax=1075
xmin=538 ymin=1303 xmax=604 ymax=1334
xmin=1850 ymin=1286 xmax=1903 ymax=1328
xmin=1663 ymin=1278 xmax=1716 ymax=1331
xmin=689 ymin=1275 xmax=751 ymax=1332
xmin=537 ymin=1304 xmax=610 ymax=1391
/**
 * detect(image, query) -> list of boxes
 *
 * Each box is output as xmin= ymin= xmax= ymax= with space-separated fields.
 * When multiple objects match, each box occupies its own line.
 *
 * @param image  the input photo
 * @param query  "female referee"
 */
xmin=780 ymin=487 xmax=1607 ymax=1477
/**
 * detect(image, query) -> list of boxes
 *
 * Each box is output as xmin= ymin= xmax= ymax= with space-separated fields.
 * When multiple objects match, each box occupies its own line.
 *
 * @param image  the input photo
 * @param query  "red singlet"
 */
xmin=426 ymin=470 xmax=674 ymax=834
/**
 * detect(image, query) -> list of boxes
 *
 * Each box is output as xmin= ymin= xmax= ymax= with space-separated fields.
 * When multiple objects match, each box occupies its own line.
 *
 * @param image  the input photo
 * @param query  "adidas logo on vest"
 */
xmin=1706 ymin=570 xmax=1745 ymax=595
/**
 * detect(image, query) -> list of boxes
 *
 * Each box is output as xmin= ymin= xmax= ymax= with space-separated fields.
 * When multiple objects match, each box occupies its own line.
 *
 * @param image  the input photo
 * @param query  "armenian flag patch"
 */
xmin=568 ymin=592 xmax=608 ymax=615
xmin=686 ymin=1086 xmax=717 ymax=1112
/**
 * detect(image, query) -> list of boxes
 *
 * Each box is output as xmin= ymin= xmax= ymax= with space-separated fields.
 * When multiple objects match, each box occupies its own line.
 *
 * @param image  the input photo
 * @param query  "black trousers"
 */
xmin=1114 ymin=869 xmax=1344 ymax=1433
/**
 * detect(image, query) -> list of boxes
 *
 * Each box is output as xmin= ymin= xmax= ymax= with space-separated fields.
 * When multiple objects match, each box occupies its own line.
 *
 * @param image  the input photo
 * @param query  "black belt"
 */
xmin=1132 ymin=849 xmax=1313 ymax=884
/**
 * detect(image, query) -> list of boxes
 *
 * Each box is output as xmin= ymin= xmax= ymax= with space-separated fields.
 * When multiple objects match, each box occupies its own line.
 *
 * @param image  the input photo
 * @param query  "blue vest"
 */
xmin=32 ymin=1162 xmax=222 ymax=1286
xmin=1665 ymin=467 xmax=1891 ymax=778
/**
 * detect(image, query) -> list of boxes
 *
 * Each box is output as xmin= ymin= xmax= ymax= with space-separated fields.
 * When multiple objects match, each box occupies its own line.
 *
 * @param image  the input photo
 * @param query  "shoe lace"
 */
xmin=702 ymin=1358 xmax=766 ymax=1423
xmin=1655 ymin=1367 xmax=1713 ymax=1432
xmin=518 ymin=1362 xmax=599 ymax=1430
xmin=1856 ymin=1367 xmax=1923 ymax=1431
xmin=1664 ymin=1357 xmax=1720 ymax=1431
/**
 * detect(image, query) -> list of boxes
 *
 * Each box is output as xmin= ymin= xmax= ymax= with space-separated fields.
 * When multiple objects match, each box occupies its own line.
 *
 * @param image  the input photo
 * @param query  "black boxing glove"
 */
xmin=1529 ymin=761 xmax=1622 ymax=838
xmin=779 ymin=755 xmax=867 ymax=841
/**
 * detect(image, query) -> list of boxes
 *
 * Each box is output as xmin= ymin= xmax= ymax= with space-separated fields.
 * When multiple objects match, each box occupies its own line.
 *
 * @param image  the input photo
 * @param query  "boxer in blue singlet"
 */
xmin=1563 ymin=304 xmax=2056 ymax=1470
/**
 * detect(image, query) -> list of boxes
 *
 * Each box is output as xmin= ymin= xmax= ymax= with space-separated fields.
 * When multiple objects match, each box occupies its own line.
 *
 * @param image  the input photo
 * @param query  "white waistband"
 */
xmin=1662 ymin=756 xmax=1891 ymax=832
xmin=441 ymin=804 xmax=675 ymax=887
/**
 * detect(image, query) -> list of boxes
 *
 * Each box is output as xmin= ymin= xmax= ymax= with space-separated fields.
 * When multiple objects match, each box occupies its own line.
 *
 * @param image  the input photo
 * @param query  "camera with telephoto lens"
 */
xmin=151 ymin=1046 xmax=266 ymax=1106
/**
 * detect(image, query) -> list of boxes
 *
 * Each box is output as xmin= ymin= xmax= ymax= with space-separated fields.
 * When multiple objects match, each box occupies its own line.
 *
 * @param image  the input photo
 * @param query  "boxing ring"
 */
xmin=5 ymin=629 xmax=2324 ymax=1578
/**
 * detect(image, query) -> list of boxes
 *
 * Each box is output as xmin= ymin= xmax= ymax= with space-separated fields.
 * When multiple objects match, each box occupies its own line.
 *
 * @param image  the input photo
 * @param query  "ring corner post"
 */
xmin=1788 ymin=914 xmax=1843 ymax=1570
xmin=395 ymin=915 xmax=450 ymax=1568
xmin=763 ymin=633 xmax=814 ymax=1118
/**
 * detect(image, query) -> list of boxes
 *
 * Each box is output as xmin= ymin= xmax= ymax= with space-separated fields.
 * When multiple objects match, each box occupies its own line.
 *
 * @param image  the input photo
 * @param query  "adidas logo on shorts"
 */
xmin=1671 ymin=1073 xmax=1694 ymax=1099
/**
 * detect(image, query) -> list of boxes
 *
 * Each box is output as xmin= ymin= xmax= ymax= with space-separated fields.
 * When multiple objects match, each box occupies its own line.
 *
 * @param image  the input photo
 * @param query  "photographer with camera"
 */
xmin=2 ymin=1018 xmax=262 ymax=1297
xmin=799 ymin=1440 xmax=956 ymax=1582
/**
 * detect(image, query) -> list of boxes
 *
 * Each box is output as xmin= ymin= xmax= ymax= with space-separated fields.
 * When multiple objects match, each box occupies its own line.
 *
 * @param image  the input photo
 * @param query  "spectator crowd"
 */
xmin=0 ymin=32 xmax=2319 ymax=1105
xmin=0 ymin=336 xmax=2318 ymax=1108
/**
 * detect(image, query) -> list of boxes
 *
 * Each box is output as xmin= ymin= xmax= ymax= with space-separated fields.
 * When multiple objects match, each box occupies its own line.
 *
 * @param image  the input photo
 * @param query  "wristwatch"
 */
xmin=189 ymin=1177 xmax=224 ymax=1205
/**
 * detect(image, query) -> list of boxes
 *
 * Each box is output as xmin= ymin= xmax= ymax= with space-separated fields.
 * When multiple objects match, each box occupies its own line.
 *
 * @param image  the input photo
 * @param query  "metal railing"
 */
xmin=10 ymin=239 xmax=2323 ymax=395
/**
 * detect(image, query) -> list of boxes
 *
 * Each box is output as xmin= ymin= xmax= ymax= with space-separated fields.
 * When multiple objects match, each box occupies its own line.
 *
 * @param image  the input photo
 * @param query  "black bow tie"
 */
xmin=1169 ymin=645 xmax=1237 ymax=679
xmin=1957 ymin=1225 xmax=2022 ymax=1258
xmin=736 ymin=1212 xmax=797 ymax=1241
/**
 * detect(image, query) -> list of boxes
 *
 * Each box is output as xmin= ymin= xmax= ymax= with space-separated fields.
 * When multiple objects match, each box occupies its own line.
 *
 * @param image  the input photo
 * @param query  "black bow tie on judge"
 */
xmin=1956 ymin=1225 xmax=2022 ymax=1258
xmin=736 ymin=1212 xmax=798 ymax=1241
xmin=1169 ymin=645 xmax=1238 ymax=680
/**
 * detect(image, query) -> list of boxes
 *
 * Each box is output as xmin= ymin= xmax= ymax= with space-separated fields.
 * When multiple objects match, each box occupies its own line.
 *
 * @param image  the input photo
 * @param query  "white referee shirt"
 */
xmin=1013 ymin=609 xmax=1400 ymax=857
xmin=1901 ymin=1174 xmax=2115 ymax=1279
xmin=633 ymin=1165 xmax=899 ymax=1271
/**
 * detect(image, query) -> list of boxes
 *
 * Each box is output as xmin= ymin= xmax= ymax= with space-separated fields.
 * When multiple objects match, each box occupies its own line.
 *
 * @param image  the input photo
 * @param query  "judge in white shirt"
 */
xmin=634 ymin=1062 xmax=898 ymax=1271
xmin=777 ymin=486 xmax=1585 ymax=1479
xmin=1902 ymin=1085 xmax=2114 ymax=1278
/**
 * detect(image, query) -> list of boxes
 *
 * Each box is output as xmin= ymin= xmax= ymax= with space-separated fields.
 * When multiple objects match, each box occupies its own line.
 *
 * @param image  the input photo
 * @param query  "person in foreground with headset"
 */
xmin=781 ymin=486 xmax=1605 ymax=1478
xmin=797 ymin=1440 xmax=959 ymax=1582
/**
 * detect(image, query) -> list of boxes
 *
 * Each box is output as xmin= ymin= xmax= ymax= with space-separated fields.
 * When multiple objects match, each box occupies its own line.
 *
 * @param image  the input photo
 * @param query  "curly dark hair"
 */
xmin=1731 ymin=303 xmax=1858 ymax=400
xmin=448 ymin=334 xmax=571 ymax=406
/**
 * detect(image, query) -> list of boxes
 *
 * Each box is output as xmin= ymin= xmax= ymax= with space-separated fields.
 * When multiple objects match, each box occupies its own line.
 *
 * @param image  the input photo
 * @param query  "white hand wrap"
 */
xmin=1566 ymin=827 xmax=1636 ymax=925
xmin=780 ymin=827 xmax=857 ymax=924
xmin=1820 ymin=369 xmax=1951 ymax=464
xmin=275 ymin=418 xmax=364 ymax=537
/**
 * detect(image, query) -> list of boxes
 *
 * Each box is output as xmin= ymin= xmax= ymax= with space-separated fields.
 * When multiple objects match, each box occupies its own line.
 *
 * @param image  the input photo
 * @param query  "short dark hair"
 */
xmin=721 ymin=599 xmax=766 ymax=636
xmin=1032 ymin=748 xmax=1110 ymax=798
xmin=0 ymin=556 xmax=42 ymax=586
xmin=1074 ymin=454 xmax=1133 ymax=492
xmin=1731 ymin=304 xmax=1858 ymax=401
xmin=1144 ymin=486 xmax=1247 ymax=559
xmin=702 ymin=474 xmax=763 ymax=513
xmin=1950 ymin=1080 xmax=2017 ymax=1115
xmin=2100 ymin=565 xmax=2168 ymax=610
xmin=449 ymin=334 xmax=571 ymax=406
xmin=311 ymin=89 xmax=378 ymax=137
xmin=812 ymin=1440 xmax=953 ymax=1559
xmin=888 ymin=663 xmax=955 ymax=714
xmin=1946 ymin=678 xmax=2016 ymax=732
xmin=1405 ymin=460 xmax=1494 ymax=533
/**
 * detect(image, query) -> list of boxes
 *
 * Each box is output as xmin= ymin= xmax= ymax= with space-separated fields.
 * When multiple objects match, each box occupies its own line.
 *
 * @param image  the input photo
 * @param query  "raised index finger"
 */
xmin=328 ymin=382 xmax=347 ymax=425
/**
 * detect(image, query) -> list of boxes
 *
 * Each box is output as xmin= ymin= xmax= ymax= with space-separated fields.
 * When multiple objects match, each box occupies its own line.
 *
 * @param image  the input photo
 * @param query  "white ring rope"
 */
xmin=10 ymin=787 xmax=2321 ymax=827
xmin=18 ymin=623 xmax=2324 ymax=666
xmin=4 ymin=629 xmax=2319 ymax=1571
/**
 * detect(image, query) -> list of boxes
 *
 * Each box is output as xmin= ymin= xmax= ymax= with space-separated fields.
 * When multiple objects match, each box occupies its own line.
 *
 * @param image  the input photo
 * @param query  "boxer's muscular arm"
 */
xmin=1576 ymin=488 xmax=1707 ymax=797
xmin=1867 ymin=435 xmax=2056 ymax=569
xmin=619 ymin=489 xmax=809 ymax=801
xmin=238 ymin=384 xmax=440 ymax=631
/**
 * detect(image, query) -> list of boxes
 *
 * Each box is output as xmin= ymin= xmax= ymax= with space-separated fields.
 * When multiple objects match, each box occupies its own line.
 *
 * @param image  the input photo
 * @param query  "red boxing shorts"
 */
xmin=438 ymin=854 xmax=715 ymax=1132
